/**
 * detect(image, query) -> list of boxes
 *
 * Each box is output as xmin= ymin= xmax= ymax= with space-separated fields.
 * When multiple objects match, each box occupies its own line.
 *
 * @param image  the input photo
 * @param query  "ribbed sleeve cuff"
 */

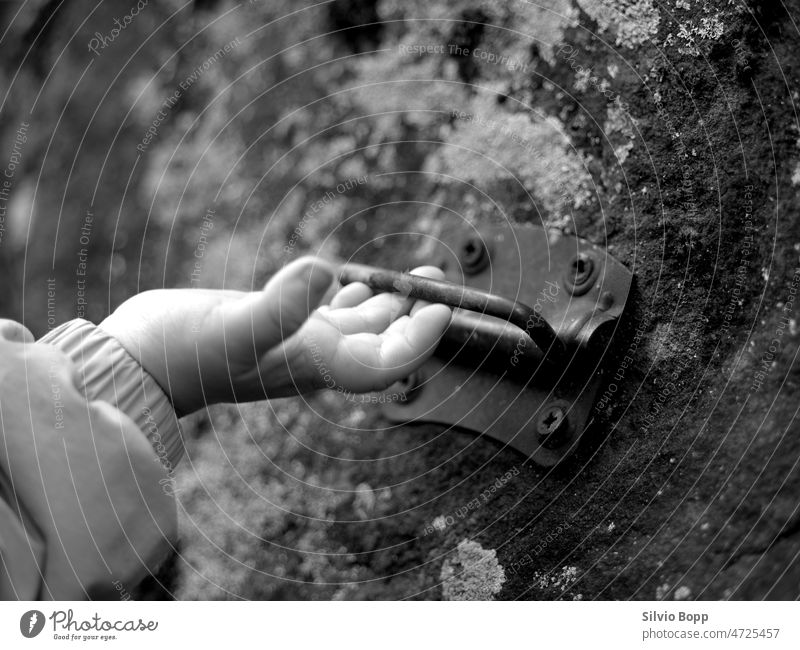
xmin=39 ymin=319 xmax=184 ymax=471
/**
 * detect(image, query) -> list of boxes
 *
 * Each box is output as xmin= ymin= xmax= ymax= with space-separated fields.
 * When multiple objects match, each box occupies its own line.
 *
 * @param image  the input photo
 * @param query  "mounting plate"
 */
xmin=378 ymin=222 xmax=632 ymax=466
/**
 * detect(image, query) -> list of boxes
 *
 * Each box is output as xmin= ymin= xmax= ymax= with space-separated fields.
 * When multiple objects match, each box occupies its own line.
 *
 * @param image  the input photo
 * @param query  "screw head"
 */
xmin=460 ymin=235 xmax=490 ymax=274
xmin=536 ymin=401 xmax=570 ymax=448
xmin=563 ymin=253 xmax=596 ymax=296
xmin=537 ymin=405 xmax=565 ymax=435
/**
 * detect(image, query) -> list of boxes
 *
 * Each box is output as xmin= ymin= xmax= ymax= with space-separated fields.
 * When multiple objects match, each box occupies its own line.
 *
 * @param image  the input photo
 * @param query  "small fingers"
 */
xmin=378 ymin=303 xmax=451 ymax=374
xmin=323 ymin=303 xmax=450 ymax=393
xmin=408 ymin=265 xmax=446 ymax=281
xmin=321 ymin=294 xmax=403 ymax=336
xmin=329 ymin=281 xmax=373 ymax=309
xmin=325 ymin=265 xmax=447 ymax=335
xmin=406 ymin=265 xmax=446 ymax=317
xmin=333 ymin=303 xmax=449 ymax=392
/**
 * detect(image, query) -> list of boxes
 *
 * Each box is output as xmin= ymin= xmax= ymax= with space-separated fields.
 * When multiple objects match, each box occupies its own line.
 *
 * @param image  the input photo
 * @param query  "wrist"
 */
xmin=99 ymin=309 xmax=198 ymax=418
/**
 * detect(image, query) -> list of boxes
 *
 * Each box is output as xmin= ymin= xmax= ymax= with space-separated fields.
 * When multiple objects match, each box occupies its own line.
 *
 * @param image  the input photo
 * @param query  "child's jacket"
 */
xmin=0 ymin=319 xmax=183 ymax=599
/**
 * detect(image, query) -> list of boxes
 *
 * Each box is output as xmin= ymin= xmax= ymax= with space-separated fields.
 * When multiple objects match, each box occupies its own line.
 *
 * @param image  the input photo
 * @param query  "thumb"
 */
xmin=221 ymin=256 xmax=333 ymax=356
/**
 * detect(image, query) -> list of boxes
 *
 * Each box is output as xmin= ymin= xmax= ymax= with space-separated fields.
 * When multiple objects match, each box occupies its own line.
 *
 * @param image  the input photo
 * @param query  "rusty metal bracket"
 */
xmin=338 ymin=222 xmax=632 ymax=466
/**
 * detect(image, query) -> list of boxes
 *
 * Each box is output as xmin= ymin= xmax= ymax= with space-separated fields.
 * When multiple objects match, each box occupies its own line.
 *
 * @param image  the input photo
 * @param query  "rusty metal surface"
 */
xmin=346 ymin=222 xmax=633 ymax=466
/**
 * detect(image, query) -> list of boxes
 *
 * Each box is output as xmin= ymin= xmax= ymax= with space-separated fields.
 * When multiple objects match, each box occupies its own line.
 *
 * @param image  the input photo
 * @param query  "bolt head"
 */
xmin=536 ymin=400 xmax=571 ymax=449
xmin=460 ymin=235 xmax=490 ymax=274
xmin=537 ymin=406 xmax=565 ymax=435
xmin=563 ymin=252 xmax=596 ymax=296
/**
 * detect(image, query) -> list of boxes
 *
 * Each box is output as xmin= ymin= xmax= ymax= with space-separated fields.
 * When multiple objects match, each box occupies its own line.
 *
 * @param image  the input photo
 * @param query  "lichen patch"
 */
xmin=576 ymin=0 xmax=660 ymax=48
xmin=604 ymin=102 xmax=637 ymax=164
xmin=440 ymin=539 xmax=507 ymax=600
xmin=531 ymin=565 xmax=580 ymax=593
xmin=434 ymin=93 xmax=594 ymax=222
xmin=668 ymin=11 xmax=726 ymax=56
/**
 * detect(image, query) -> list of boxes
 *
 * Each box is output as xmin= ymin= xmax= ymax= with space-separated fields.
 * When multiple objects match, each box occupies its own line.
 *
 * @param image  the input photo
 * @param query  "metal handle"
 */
xmin=337 ymin=263 xmax=566 ymax=366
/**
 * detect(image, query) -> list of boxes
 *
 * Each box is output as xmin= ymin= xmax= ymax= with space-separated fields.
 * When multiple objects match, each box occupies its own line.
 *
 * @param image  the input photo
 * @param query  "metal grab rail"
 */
xmin=337 ymin=263 xmax=566 ymax=366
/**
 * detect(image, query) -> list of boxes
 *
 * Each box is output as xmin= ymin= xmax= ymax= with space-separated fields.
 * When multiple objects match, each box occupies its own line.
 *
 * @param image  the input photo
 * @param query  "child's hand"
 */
xmin=101 ymin=257 xmax=451 ymax=416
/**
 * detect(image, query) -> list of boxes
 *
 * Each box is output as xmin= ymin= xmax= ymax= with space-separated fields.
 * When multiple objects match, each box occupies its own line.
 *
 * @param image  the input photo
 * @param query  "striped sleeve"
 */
xmin=39 ymin=319 xmax=184 ymax=470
